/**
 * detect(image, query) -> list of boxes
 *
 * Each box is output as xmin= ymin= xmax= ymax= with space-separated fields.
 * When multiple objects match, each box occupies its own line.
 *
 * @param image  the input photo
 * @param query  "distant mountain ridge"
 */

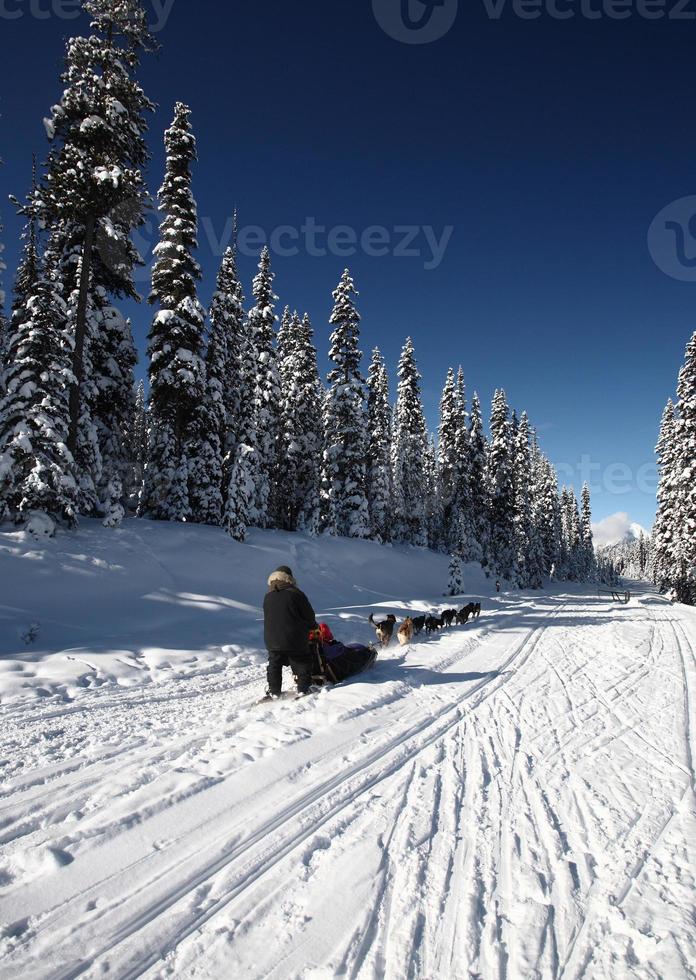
xmin=592 ymin=512 xmax=650 ymax=550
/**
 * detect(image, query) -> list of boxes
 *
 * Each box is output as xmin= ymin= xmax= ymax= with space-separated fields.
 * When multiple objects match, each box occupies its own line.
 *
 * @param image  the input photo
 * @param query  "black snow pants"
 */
xmin=267 ymin=650 xmax=313 ymax=695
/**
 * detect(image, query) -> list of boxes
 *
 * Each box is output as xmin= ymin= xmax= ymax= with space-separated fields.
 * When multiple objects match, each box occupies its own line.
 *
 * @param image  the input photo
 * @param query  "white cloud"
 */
xmin=592 ymin=512 xmax=649 ymax=549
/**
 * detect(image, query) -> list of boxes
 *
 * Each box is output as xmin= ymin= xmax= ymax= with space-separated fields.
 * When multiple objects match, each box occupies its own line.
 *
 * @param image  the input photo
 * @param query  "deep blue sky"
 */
xmin=2 ymin=0 xmax=695 ymax=533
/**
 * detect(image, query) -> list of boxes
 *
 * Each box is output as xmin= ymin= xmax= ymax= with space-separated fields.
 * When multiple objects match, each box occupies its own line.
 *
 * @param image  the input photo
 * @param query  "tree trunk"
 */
xmin=68 ymin=214 xmax=96 ymax=455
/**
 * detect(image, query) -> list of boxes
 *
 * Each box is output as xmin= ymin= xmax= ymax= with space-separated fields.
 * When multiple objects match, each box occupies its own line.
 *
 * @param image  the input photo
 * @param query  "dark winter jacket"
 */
xmin=263 ymin=572 xmax=317 ymax=654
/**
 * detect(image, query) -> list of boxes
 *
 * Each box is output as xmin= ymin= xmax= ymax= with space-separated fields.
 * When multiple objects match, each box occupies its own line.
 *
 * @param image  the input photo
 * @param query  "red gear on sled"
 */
xmin=309 ymin=622 xmax=334 ymax=644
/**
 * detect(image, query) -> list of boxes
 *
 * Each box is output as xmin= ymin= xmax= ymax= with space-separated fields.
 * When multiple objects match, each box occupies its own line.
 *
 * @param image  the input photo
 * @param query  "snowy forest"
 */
xmin=0 ymin=0 xmax=655 ymax=593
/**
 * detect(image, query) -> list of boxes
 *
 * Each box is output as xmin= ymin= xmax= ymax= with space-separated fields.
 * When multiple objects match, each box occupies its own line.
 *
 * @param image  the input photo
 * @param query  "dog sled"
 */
xmin=598 ymin=587 xmax=631 ymax=605
xmin=256 ymin=625 xmax=379 ymax=707
xmin=308 ymin=624 xmax=379 ymax=685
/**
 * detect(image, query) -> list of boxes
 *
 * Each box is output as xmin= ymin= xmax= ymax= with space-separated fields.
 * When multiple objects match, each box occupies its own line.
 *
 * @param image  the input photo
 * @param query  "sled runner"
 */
xmin=255 ymin=691 xmax=304 ymax=705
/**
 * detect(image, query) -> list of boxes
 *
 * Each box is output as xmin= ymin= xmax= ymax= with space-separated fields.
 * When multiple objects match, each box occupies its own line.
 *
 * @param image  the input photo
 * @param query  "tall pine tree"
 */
xmin=392 ymin=338 xmax=429 ymax=547
xmin=141 ymin=103 xmax=206 ymax=522
xmin=466 ymin=391 xmax=489 ymax=566
xmin=366 ymin=347 xmax=392 ymax=542
xmin=322 ymin=269 xmax=369 ymax=538
xmin=0 ymin=201 xmax=6 ymax=390
xmin=513 ymin=412 xmax=543 ymax=588
xmin=653 ymin=399 xmax=679 ymax=593
xmin=487 ymin=389 xmax=516 ymax=580
xmin=673 ymin=332 xmax=696 ymax=602
xmin=436 ymin=368 xmax=458 ymax=551
xmin=247 ymin=246 xmax=281 ymax=529
xmin=27 ymin=0 xmax=155 ymax=457
xmin=92 ymin=291 xmax=137 ymax=525
xmin=207 ymin=244 xmax=246 ymax=498
xmin=0 ymin=256 xmax=78 ymax=527
xmin=278 ymin=312 xmax=323 ymax=533
xmin=580 ymin=482 xmax=595 ymax=581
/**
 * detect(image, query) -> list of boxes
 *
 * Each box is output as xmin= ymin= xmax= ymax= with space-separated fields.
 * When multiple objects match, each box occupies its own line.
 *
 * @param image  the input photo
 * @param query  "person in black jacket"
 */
xmin=263 ymin=565 xmax=318 ymax=697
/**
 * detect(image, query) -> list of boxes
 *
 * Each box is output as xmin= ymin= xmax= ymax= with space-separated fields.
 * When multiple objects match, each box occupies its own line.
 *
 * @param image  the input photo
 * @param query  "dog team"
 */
xmin=369 ymin=602 xmax=482 ymax=649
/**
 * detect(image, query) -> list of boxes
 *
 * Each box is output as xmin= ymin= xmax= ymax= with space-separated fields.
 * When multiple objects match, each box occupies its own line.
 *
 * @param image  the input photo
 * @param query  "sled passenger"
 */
xmin=263 ymin=566 xmax=318 ymax=699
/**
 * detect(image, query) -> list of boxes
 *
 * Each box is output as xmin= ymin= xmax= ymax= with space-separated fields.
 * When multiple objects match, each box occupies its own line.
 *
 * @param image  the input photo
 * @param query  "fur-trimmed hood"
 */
xmin=267 ymin=569 xmax=297 ymax=590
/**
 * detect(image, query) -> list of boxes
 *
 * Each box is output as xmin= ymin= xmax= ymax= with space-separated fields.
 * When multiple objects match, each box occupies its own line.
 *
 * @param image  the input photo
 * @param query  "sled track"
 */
xmin=47 ymin=604 xmax=568 ymax=980
xmin=669 ymin=616 xmax=696 ymax=792
xmin=0 ymin=625 xmax=499 ymax=852
xmin=556 ymin=604 xmax=696 ymax=980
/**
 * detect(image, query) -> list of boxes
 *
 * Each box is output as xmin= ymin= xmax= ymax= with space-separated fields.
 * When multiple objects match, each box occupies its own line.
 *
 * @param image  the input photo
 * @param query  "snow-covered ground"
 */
xmin=0 ymin=520 xmax=694 ymax=979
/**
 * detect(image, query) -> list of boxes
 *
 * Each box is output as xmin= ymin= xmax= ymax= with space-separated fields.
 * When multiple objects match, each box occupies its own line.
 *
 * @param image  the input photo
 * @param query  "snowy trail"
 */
xmin=1 ymin=585 xmax=695 ymax=979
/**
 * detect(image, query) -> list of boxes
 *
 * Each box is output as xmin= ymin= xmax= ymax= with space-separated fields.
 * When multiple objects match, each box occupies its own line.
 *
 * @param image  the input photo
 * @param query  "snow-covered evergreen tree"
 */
xmin=277 ymin=306 xmax=295 ymax=368
xmin=322 ymin=269 xmax=369 ymax=539
xmin=91 ymin=290 xmax=137 ymax=525
xmin=366 ymin=347 xmax=392 ymax=542
xmin=453 ymin=367 xmax=471 ymax=522
xmin=140 ymin=102 xmax=206 ymax=523
xmin=446 ymin=553 xmax=464 ymax=596
xmin=467 ymin=392 xmax=489 ymax=566
xmin=423 ymin=434 xmax=440 ymax=549
xmin=207 ymin=244 xmax=246 ymax=500
xmin=653 ymin=334 xmax=696 ymax=603
xmin=512 ymin=412 xmax=543 ymax=588
xmin=1 ymin=208 xmax=40 ymax=405
xmin=561 ymin=487 xmax=582 ymax=580
xmin=125 ymin=380 xmax=147 ymax=506
xmin=247 ymin=246 xmax=280 ymax=529
xmin=638 ymin=529 xmax=649 ymax=576
xmin=278 ymin=311 xmax=323 ymax=533
xmin=487 ymin=389 xmax=516 ymax=580
xmin=26 ymin=0 xmax=155 ymax=456
xmin=392 ymin=338 xmax=429 ymax=547
xmin=186 ymin=252 xmax=245 ymax=526
xmin=188 ymin=402 xmax=224 ymax=525
xmin=0 ymin=203 xmax=7 ymax=391
xmin=0 ymin=258 xmax=78 ymax=527
xmin=185 ymin=252 xmax=245 ymax=528
xmin=223 ymin=258 xmax=261 ymax=543
xmin=276 ymin=306 xmax=296 ymax=528
xmin=224 ymin=443 xmax=257 ymax=542
xmin=530 ymin=442 xmax=562 ymax=580
xmin=673 ymin=332 xmax=696 ymax=603
xmin=436 ymin=368 xmax=458 ymax=551
xmin=653 ymin=399 xmax=679 ymax=593
xmin=579 ymin=482 xmax=595 ymax=581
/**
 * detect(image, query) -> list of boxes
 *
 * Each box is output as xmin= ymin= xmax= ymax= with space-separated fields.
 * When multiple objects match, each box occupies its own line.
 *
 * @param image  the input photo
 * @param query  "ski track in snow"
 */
xmin=1 ymin=588 xmax=695 ymax=979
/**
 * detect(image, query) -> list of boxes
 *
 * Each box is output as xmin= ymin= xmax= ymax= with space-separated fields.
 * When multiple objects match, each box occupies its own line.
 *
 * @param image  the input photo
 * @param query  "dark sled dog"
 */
xmin=425 ymin=615 xmax=443 ymax=634
xmin=369 ymin=613 xmax=397 ymax=648
xmin=441 ymin=608 xmax=457 ymax=628
xmin=412 ymin=615 xmax=427 ymax=636
xmin=456 ymin=602 xmax=482 ymax=625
